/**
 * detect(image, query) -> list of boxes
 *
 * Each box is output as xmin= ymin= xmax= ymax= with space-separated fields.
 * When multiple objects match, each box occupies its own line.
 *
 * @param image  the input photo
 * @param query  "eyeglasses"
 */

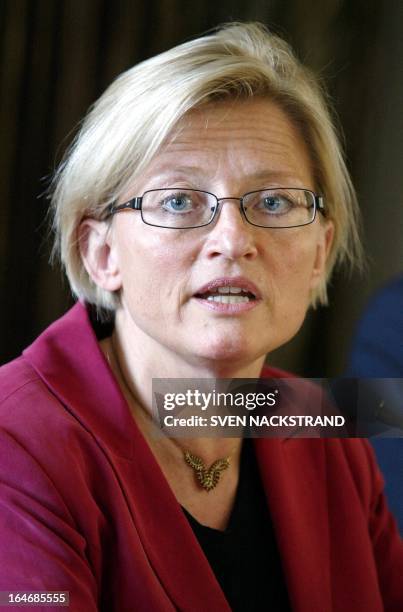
xmin=106 ymin=187 xmax=326 ymax=229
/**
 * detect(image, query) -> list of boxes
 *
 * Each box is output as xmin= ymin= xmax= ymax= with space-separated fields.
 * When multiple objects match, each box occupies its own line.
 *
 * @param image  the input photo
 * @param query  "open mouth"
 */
xmin=195 ymin=286 xmax=257 ymax=304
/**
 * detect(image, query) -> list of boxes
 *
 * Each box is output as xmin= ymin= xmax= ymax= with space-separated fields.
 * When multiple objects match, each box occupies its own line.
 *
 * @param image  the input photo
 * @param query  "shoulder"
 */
xmin=0 ymin=354 xmax=85 ymax=441
xmin=0 ymin=355 xmax=66 ymax=437
xmin=0 ymin=353 xmax=106 ymax=499
xmin=0 ymin=356 xmax=39 ymax=404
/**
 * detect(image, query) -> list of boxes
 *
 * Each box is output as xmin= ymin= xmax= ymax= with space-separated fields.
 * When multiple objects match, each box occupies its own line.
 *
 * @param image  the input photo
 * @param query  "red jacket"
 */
xmin=0 ymin=303 xmax=402 ymax=611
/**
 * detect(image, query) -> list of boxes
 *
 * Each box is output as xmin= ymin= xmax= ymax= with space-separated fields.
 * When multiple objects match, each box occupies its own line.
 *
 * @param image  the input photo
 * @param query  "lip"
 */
xmin=193 ymin=276 xmax=262 ymax=314
xmin=194 ymin=276 xmax=262 ymax=298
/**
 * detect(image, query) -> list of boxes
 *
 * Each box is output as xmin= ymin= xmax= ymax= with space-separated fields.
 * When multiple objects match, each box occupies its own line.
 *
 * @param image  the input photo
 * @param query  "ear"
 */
xmin=310 ymin=220 xmax=335 ymax=290
xmin=78 ymin=219 xmax=122 ymax=292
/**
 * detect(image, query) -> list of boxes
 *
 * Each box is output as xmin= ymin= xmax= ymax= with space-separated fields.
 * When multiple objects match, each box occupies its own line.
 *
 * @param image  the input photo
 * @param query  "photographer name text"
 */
xmin=162 ymin=414 xmax=345 ymax=428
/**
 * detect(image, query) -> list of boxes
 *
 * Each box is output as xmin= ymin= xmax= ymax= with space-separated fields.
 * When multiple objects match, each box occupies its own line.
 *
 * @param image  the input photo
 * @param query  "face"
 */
xmin=95 ymin=99 xmax=333 ymax=372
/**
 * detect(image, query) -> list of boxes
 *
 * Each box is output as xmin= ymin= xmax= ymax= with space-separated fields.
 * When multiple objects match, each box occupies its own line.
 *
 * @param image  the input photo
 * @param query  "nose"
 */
xmin=203 ymin=198 xmax=258 ymax=261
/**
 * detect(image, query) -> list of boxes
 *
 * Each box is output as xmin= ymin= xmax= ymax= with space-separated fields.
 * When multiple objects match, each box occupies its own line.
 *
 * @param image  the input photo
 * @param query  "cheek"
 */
xmin=115 ymin=221 xmax=194 ymax=309
xmin=260 ymin=235 xmax=320 ymax=337
xmin=266 ymin=231 xmax=319 ymax=295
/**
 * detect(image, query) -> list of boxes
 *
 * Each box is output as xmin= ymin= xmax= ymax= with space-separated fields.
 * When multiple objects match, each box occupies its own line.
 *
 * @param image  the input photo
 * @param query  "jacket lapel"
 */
xmin=254 ymin=438 xmax=331 ymax=612
xmin=113 ymin=442 xmax=232 ymax=611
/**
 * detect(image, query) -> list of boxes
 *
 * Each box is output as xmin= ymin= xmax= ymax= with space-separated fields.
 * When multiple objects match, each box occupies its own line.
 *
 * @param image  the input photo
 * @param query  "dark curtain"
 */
xmin=1 ymin=0 xmax=402 ymax=374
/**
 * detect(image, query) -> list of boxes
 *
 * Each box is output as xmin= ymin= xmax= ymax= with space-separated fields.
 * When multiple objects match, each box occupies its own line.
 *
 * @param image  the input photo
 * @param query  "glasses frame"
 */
xmin=105 ymin=187 xmax=326 ymax=229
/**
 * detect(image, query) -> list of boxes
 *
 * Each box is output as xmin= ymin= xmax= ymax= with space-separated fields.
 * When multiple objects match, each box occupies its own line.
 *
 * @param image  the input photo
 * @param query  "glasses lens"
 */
xmin=141 ymin=189 xmax=216 ymax=228
xmin=243 ymin=189 xmax=315 ymax=228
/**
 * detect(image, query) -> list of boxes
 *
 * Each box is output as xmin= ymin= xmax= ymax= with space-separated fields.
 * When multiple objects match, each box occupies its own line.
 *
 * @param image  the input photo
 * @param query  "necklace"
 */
xmin=183 ymin=450 xmax=231 ymax=492
xmin=105 ymin=335 xmax=241 ymax=492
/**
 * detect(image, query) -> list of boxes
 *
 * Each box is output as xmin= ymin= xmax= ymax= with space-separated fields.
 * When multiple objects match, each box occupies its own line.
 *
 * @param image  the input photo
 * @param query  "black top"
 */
xmin=182 ymin=439 xmax=291 ymax=611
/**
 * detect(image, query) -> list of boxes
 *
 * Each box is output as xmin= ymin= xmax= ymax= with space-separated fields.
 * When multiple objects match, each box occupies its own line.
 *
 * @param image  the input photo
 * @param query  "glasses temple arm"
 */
xmin=104 ymin=197 xmax=142 ymax=219
xmin=316 ymin=195 xmax=326 ymax=217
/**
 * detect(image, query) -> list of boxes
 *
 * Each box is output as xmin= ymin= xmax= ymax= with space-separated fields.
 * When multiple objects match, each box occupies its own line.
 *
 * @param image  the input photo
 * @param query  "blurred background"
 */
xmin=1 ymin=0 xmax=402 ymax=375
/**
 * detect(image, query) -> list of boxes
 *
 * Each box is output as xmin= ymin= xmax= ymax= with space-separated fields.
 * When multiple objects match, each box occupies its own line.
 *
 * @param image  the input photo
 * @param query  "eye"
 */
xmin=161 ymin=192 xmax=193 ymax=214
xmin=260 ymin=194 xmax=292 ymax=214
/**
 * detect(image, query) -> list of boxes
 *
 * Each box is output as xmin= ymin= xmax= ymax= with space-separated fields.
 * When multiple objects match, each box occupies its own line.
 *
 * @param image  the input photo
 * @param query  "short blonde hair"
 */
xmin=51 ymin=22 xmax=362 ymax=310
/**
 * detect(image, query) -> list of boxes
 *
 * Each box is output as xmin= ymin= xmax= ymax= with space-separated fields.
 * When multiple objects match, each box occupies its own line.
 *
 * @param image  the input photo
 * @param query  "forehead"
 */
xmin=137 ymin=98 xmax=314 ymax=190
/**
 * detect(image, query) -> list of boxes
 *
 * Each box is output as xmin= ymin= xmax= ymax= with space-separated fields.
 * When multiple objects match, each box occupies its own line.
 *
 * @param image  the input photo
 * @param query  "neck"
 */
xmin=101 ymin=309 xmax=266 ymax=459
xmin=112 ymin=308 xmax=266 ymax=417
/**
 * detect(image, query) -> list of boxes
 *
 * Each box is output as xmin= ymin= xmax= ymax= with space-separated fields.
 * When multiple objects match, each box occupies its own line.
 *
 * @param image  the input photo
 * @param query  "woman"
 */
xmin=0 ymin=22 xmax=402 ymax=611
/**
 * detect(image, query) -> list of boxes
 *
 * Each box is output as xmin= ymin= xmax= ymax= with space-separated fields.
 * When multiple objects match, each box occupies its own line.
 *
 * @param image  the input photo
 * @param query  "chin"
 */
xmin=190 ymin=333 xmax=264 ymax=369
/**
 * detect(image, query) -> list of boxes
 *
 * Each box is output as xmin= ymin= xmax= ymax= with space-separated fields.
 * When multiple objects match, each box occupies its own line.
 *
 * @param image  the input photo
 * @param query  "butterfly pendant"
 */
xmin=184 ymin=451 xmax=230 ymax=491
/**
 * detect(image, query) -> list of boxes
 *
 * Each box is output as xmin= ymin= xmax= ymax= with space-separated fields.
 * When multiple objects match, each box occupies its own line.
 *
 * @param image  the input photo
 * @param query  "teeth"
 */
xmin=216 ymin=286 xmax=244 ymax=294
xmin=207 ymin=295 xmax=250 ymax=304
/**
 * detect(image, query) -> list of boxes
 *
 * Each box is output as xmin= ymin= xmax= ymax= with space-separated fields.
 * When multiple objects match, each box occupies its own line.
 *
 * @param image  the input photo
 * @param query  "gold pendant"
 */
xmin=184 ymin=451 xmax=230 ymax=491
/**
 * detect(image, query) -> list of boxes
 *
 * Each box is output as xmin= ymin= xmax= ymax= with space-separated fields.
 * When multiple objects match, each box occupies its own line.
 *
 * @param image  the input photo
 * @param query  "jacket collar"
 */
xmin=24 ymin=302 xmax=136 ymax=460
